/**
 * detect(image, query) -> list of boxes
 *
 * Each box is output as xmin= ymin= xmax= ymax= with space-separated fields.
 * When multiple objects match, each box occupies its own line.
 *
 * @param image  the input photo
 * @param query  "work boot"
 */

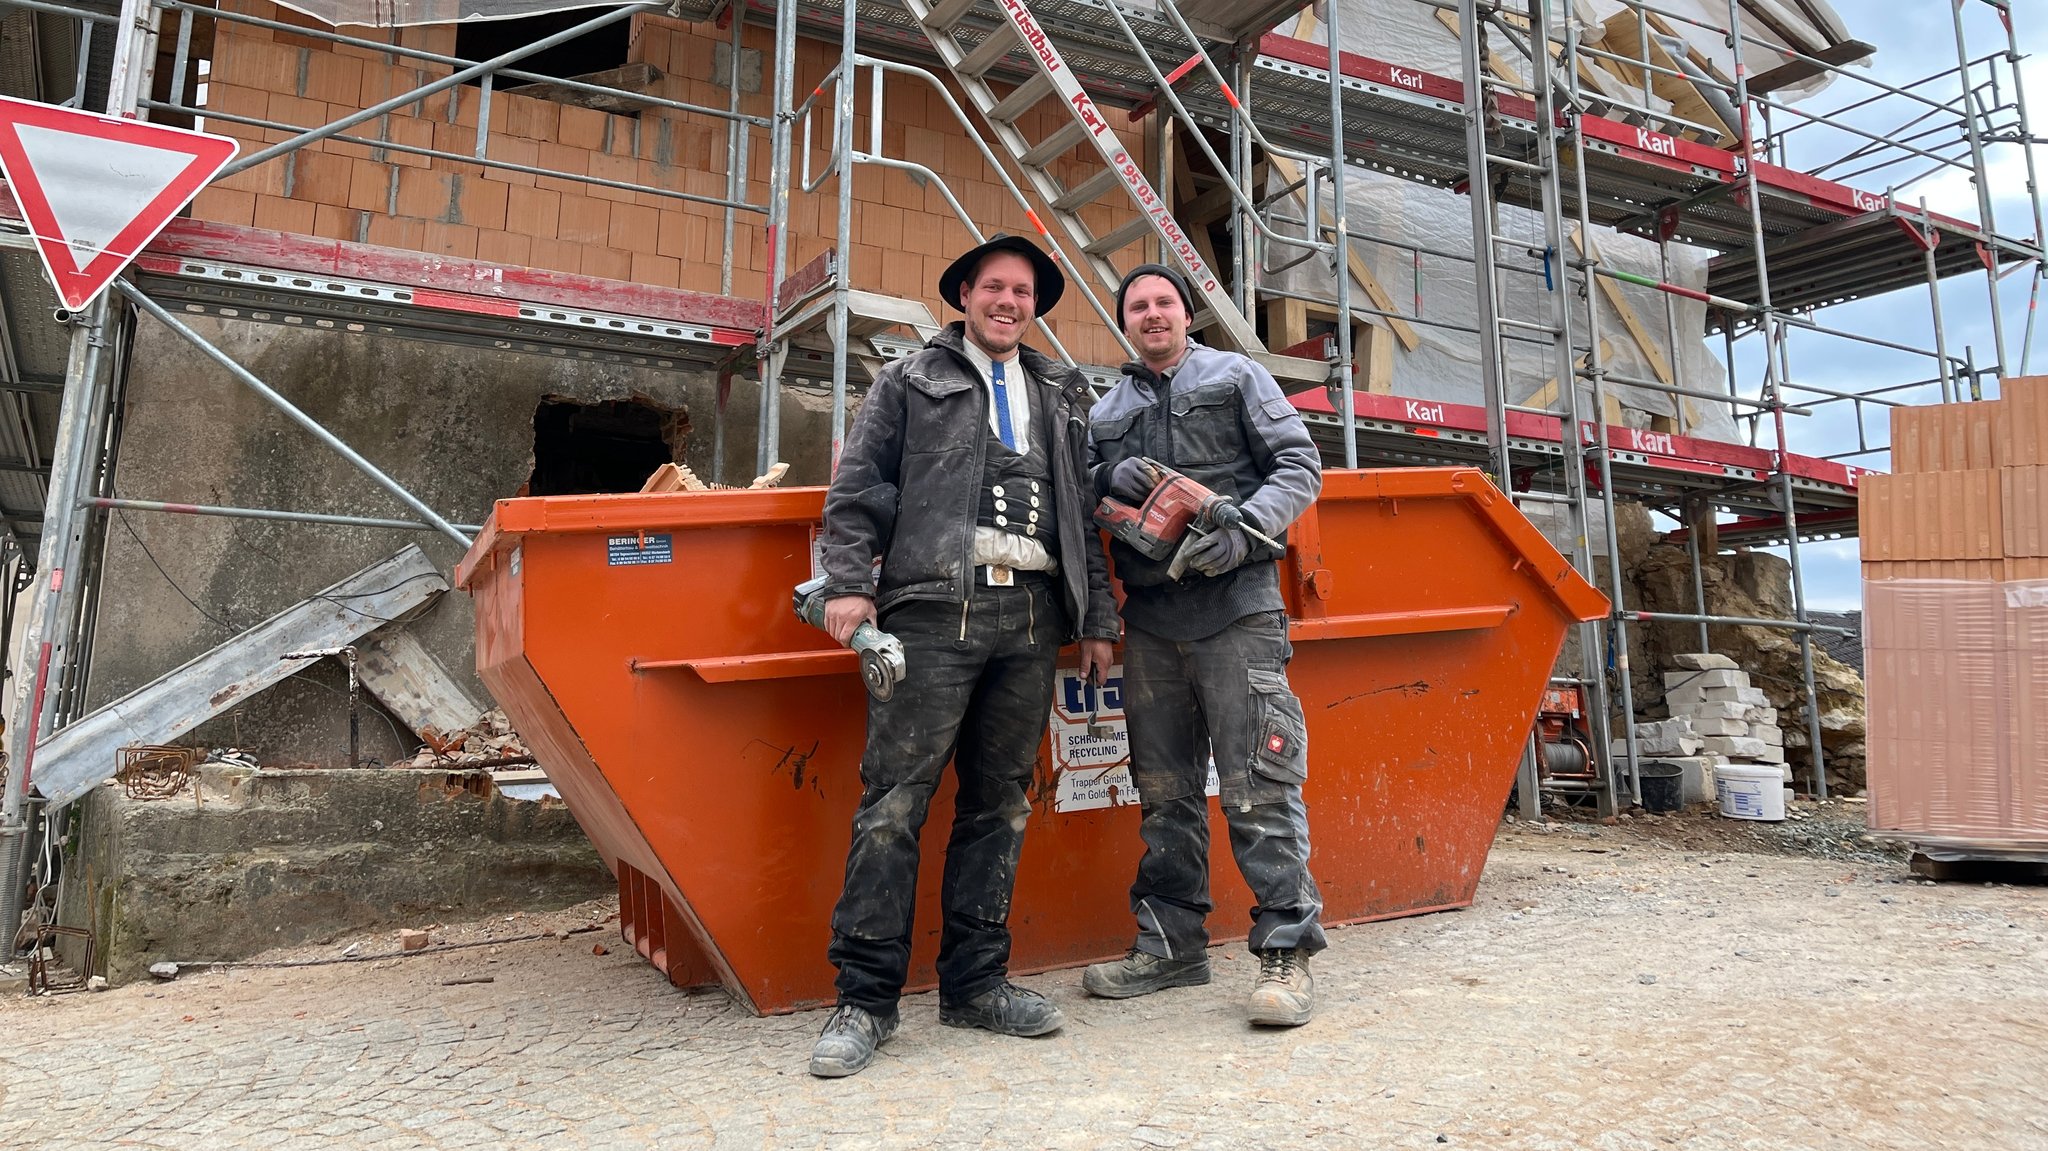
xmin=1246 ymin=947 xmax=1314 ymax=1027
xmin=1081 ymin=948 xmax=1212 ymax=999
xmin=938 ymin=982 xmax=1065 ymax=1037
xmin=808 ymin=1004 xmax=898 ymax=1078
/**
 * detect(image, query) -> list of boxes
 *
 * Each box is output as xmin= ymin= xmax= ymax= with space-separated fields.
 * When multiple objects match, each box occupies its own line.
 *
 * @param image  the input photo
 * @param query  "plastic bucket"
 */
xmin=1636 ymin=762 xmax=1684 ymax=813
xmin=1716 ymin=763 xmax=1786 ymax=821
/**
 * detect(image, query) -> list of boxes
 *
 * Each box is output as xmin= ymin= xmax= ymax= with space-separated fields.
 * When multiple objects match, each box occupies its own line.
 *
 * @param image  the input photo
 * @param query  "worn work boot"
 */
xmin=1081 ymin=948 xmax=1213 ymax=999
xmin=808 ymin=1004 xmax=898 ymax=1078
xmin=938 ymin=982 xmax=1066 ymax=1037
xmin=1246 ymin=947 xmax=1314 ymax=1027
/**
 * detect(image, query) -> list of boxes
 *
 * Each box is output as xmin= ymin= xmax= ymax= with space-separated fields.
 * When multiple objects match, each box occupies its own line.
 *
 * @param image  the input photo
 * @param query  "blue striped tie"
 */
xmin=992 ymin=359 xmax=1017 ymax=451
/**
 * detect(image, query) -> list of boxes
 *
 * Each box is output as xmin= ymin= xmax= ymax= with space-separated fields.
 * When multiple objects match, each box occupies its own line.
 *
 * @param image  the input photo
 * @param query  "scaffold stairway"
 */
xmin=902 ymin=0 xmax=1326 ymax=387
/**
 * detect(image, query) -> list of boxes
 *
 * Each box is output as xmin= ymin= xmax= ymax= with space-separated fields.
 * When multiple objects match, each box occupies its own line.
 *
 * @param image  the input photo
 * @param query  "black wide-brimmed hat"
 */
xmin=938 ymin=233 xmax=1066 ymax=315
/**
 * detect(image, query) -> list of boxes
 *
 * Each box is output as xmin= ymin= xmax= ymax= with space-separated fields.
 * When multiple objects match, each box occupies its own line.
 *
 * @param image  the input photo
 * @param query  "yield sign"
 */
xmin=0 ymin=96 xmax=238 ymax=310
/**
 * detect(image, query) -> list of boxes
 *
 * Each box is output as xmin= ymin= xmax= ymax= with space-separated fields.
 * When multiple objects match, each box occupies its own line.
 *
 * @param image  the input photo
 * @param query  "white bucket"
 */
xmin=1716 ymin=763 xmax=1786 ymax=821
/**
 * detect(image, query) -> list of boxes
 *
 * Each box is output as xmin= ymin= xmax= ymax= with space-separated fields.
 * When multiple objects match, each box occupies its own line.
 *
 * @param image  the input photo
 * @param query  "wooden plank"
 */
xmin=355 ymin=626 xmax=484 ymax=742
xmin=1569 ymin=229 xmax=1675 ymax=386
xmin=32 ymin=547 xmax=448 ymax=808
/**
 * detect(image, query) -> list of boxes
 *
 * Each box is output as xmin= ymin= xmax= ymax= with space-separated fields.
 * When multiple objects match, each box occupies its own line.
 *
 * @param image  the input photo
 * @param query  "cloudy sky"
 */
xmin=1726 ymin=1 xmax=2043 ymax=609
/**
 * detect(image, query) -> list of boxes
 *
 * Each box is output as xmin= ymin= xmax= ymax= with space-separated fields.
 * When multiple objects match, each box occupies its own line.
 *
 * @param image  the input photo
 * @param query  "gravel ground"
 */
xmin=1 ymin=801 xmax=2042 ymax=1150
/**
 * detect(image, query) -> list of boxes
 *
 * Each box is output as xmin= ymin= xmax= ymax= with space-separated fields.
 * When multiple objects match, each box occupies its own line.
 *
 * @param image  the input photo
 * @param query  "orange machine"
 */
xmin=455 ymin=467 xmax=1607 ymax=1014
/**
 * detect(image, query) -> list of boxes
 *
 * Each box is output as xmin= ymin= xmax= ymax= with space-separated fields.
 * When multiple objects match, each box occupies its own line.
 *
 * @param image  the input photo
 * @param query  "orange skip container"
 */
xmin=455 ymin=467 xmax=1607 ymax=1014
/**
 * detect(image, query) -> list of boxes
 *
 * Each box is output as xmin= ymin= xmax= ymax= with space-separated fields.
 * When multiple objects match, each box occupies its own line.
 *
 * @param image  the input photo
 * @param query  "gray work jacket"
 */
xmin=1085 ymin=340 xmax=1323 ymax=591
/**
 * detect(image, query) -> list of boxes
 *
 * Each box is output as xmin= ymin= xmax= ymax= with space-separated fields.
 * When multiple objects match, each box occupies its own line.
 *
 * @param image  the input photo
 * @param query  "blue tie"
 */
xmin=992 ymin=359 xmax=1018 ymax=452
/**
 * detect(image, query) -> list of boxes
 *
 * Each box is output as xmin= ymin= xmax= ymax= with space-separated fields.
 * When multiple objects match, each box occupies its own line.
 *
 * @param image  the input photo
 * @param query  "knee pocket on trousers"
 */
xmin=1246 ymin=664 xmax=1308 ymax=796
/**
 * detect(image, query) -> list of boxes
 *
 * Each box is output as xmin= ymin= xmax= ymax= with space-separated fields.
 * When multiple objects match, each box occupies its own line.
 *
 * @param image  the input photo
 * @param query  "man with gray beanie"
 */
xmin=1081 ymin=262 xmax=1327 ymax=1026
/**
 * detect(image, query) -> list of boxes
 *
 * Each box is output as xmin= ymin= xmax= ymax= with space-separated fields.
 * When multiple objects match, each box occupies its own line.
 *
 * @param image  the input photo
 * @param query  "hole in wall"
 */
xmin=528 ymin=396 xmax=687 ymax=496
xmin=456 ymin=11 xmax=631 ymax=87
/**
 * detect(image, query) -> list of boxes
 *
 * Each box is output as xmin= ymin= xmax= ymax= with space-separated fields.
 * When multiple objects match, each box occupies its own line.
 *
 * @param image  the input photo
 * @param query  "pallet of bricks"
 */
xmin=1859 ymin=378 xmax=2048 ymax=857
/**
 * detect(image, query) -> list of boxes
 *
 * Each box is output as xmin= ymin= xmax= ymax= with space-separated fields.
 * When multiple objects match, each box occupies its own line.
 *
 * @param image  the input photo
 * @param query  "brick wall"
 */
xmin=190 ymin=5 xmax=1148 ymax=366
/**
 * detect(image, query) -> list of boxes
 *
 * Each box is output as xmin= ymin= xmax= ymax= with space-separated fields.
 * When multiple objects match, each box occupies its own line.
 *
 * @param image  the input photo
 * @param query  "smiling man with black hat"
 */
xmin=1081 ymin=262 xmax=1327 ymax=1027
xmin=809 ymin=234 xmax=1118 ymax=1077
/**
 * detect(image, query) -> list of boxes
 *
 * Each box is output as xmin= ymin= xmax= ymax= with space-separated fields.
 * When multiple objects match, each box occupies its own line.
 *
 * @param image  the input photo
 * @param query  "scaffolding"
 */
xmin=0 ymin=0 xmax=2042 ymax=929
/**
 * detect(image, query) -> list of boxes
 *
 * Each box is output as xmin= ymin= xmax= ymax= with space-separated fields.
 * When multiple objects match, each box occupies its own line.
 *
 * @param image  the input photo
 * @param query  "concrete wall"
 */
xmin=86 ymin=313 xmax=833 ymax=765
xmin=56 ymin=765 xmax=613 ymax=983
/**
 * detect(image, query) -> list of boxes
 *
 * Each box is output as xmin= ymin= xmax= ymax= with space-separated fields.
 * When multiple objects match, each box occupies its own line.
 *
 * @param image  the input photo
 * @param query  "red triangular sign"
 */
xmin=0 ymin=96 xmax=238 ymax=310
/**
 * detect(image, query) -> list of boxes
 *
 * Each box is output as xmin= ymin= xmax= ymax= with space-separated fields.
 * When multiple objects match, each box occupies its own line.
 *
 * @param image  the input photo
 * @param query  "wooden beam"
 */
xmin=502 ymin=62 xmax=666 ymax=114
xmin=1357 ymin=318 xmax=1394 ymax=394
xmin=1569 ymin=229 xmax=1674 ymax=386
xmin=355 ymin=626 xmax=484 ymax=743
xmin=1265 ymin=298 xmax=1309 ymax=351
xmin=1434 ymin=8 xmax=1633 ymax=112
xmin=1746 ymin=39 xmax=1876 ymax=96
xmin=1522 ymin=338 xmax=1616 ymax=410
xmin=1592 ymin=11 xmax=1734 ymax=142
xmin=32 ymin=546 xmax=449 ymax=807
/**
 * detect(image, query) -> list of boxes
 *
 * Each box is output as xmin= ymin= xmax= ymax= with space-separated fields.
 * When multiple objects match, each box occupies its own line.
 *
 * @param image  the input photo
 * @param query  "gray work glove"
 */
xmin=1108 ymin=457 xmax=1161 ymax=503
xmin=1183 ymin=526 xmax=1251 ymax=577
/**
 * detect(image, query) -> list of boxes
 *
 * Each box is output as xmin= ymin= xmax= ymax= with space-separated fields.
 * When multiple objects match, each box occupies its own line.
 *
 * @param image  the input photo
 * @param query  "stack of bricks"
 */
xmin=1860 ymin=381 xmax=2048 ymax=844
xmin=185 ymin=2 xmax=1144 ymax=366
xmin=1656 ymin=652 xmax=1789 ymax=799
xmin=1621 ymin=716 xmax=1710 ymax=804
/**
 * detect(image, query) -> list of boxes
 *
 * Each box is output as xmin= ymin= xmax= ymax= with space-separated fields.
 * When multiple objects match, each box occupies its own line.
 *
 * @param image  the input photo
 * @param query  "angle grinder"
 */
xmin=792 ymin=575 xmax=908 ymax=701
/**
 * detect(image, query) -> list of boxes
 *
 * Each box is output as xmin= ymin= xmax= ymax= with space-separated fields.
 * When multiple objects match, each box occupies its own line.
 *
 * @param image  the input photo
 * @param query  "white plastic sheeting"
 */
xmin=1255 ymin=0 xmax=1869 ymax=444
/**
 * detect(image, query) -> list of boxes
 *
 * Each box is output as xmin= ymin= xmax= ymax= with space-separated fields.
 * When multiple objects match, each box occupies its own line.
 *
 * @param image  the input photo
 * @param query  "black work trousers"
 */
xmin=1121 ymin=610 xmax=1326 ymax=960
xmin=827 ymin=574 xmax=1061 ymax=1016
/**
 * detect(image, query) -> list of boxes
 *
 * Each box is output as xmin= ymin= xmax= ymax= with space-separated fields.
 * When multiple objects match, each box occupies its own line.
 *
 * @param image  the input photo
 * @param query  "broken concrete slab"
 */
xmin=355 ymin=625 xmax=484 ymax=741
xmin=1670 ymin=653 xmax=1739 ymax=671
xmin=34 ymin=547 xmax=447 ymax=808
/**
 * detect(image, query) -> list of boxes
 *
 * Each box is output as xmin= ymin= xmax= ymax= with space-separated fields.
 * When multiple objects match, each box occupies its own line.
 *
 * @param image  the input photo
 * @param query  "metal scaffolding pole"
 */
xmin=1328 ymin=0 xmax=1356 ymax=464
xmin=828 ymin=0 xmax=857 ymax=472
xmin=1952 ymin=1 xmax=2009 ymax=379
xmin=1725 ymin=0 xmax=1827 ymax=800
xmin=758 ymin=0 xmax=799 ymax=474
xmin=119 ymin=284 xmax=473 ymax=549
xmin=1460 ymin=0 xmax=1514 ymax=490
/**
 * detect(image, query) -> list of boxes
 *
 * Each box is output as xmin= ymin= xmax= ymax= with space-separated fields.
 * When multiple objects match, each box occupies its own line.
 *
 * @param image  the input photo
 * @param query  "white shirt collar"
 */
xmin=959 ymin=336 xmax=1021 ymax=386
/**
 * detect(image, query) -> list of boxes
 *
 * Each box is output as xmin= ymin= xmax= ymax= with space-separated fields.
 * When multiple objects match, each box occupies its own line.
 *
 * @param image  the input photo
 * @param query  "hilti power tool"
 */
xmin=1094 ymin=458 xmax=1285 ymax=580
xmin=792 ymin=575 xmax=908 ymax=701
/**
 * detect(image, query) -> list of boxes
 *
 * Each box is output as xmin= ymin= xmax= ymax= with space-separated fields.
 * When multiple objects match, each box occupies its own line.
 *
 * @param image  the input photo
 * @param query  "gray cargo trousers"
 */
xmin=1121 ymin=609 xmax=1327 ymax=959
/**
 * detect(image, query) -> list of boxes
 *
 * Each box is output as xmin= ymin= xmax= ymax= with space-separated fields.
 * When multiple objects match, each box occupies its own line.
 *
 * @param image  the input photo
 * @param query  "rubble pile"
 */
xmin=404 ymin=709 xmax=532 ymax=768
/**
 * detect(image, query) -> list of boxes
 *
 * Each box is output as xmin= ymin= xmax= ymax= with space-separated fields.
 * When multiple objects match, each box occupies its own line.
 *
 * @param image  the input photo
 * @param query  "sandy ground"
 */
xmin=2 ymin=801 xmax=2044 ymax=1150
